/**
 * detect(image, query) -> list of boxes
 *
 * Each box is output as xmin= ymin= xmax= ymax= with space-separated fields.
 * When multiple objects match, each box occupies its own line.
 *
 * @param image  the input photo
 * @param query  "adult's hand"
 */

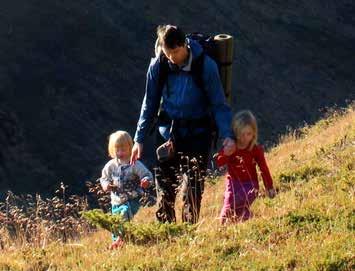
xmin=130 ymin=142 xmax=143 ymax=164
xmin=140 ymin=178 xmax=150 ymax=189
xmin=222 ymin=137 xmax=236 ymax=156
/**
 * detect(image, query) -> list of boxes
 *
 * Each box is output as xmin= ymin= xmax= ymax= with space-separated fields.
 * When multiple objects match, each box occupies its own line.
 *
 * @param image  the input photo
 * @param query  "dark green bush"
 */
xmin=82 ymin=209 xmax=196 ymax=245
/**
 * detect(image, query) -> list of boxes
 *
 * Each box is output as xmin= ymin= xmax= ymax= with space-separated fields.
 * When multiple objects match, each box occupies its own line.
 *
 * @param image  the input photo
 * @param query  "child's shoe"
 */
xmin=109 ymin=238 xmax=125 ymax=250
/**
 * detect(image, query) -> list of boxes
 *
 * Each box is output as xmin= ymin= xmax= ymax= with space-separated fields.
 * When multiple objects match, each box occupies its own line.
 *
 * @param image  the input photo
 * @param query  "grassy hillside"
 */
xmin=0 ymin=106 xmax=354 ymax=270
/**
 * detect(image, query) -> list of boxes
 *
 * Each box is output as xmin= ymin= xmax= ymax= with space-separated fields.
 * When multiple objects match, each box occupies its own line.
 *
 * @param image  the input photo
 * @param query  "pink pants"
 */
xmin=220 ymin=178 xmax=258 ymax=223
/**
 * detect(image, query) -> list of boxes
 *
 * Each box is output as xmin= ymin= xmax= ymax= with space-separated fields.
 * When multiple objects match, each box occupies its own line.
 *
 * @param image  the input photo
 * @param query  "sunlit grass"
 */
xmin=0 ymin=105 xmax=354 ymax=270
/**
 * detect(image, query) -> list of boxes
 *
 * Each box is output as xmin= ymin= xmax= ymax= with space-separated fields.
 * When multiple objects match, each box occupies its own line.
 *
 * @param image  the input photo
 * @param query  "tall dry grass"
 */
xmin=0 ymin=105 xmax=353 ymax=270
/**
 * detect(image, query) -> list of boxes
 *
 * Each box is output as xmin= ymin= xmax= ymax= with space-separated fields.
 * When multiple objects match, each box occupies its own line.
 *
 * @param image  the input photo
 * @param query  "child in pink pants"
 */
xmin=217 ymin=111 xmax=276 ymax=224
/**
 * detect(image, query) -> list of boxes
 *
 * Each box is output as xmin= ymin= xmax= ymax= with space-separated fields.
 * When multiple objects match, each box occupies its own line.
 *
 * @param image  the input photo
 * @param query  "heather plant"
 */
xmin=0 ymin=183 xmax=91 ymax=248
xmin=82 ymin=209 xmax=196 ymax=245
xmin=85 ymin=179 xmax=111 ymax=212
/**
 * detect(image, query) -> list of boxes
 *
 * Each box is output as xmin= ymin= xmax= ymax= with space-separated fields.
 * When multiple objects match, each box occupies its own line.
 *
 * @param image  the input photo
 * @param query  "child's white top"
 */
xmin=100 ymin=159 xmax=153 ymax=206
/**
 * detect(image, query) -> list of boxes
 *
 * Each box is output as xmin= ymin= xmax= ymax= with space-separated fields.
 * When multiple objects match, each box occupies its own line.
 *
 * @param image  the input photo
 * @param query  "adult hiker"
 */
xmin=130 ymin=24 xmax=235 ymax=223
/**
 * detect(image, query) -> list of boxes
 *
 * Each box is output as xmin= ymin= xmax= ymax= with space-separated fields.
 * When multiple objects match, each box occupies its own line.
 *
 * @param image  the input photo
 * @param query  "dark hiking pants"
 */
xmin=155 ymin=130 xmax=211 ymax=224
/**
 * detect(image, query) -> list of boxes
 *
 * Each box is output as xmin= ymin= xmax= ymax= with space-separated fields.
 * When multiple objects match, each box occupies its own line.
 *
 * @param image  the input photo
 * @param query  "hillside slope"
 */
xmin=0 ymin=106 xmax=353 ymax=270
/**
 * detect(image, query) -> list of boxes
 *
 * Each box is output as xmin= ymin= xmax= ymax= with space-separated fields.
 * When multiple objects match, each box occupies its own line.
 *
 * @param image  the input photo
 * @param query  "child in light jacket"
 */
xmin=100 ymin=130 xmax=153 ymax=249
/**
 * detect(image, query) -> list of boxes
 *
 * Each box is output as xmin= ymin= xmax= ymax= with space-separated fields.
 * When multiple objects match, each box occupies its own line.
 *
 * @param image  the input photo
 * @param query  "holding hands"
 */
xmin=223 ymin=137 xmax=236 ymax=156
xmin=140 ymin=178 xmax=150 ymax=189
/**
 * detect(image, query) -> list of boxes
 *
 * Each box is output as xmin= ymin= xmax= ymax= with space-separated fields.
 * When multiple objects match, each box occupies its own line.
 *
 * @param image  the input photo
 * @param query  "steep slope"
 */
xmin=0 ymin=106 xmax=353 ymax=271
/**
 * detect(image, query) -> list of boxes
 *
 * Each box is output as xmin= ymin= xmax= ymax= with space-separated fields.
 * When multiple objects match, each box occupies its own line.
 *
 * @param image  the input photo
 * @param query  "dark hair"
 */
xmin=156 ymin=25 xmax=186 ymax=49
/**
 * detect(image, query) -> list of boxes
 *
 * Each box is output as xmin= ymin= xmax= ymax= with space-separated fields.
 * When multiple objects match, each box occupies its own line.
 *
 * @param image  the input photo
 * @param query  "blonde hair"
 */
xmin=232 ymin=110 xmax=258 ymax=150
xmin=107 ymin=130 xmax=133 ymax=158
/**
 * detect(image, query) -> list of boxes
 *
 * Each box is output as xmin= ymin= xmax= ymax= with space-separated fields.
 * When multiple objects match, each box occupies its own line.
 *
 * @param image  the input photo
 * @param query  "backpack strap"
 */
xmin=191 ymin=52 xmax=219 ymax=149
xmin=190 ymin=52 xmax=205 ymax=96
xmin=157 ymin=54 xmax=170 ymax=98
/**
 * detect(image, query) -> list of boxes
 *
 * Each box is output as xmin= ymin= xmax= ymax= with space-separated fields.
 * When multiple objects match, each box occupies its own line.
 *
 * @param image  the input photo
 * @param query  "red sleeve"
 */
xmin=216 ymin=148 xmax=229 ymax=167
xmin=254 ymin=145 xmax=274 ymax=190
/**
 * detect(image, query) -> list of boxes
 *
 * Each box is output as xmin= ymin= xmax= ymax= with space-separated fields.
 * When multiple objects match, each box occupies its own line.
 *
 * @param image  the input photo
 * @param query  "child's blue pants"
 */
xmin=111 ymin=199 xmax=140 ymax=241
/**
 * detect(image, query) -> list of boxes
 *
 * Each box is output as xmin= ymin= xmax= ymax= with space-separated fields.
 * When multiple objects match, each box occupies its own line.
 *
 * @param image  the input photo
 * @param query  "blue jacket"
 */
xmin=134 ymin=38 xmax=233 ymax=143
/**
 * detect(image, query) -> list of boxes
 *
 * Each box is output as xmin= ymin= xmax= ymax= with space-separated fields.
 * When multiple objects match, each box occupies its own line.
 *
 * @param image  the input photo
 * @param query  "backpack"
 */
xmin=156 ymin=33 xmax=234 ymax=104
